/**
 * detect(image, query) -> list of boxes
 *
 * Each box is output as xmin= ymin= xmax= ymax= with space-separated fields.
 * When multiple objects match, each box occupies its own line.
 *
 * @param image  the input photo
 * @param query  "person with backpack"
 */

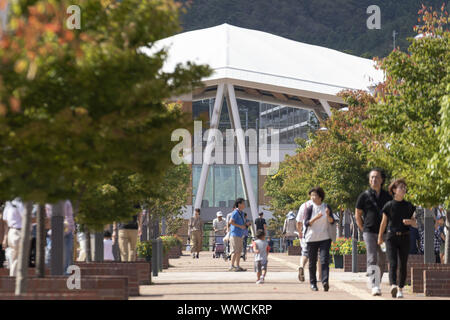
xmin=303 ymin=187 xmax=335 ymax=292
xmin=355 ymin=168 xmax=392 ymax=296
xmin=378 ymin=179 xmax=417 ymax=298
xmin=283 ymin=211 xmax=297 ymax=250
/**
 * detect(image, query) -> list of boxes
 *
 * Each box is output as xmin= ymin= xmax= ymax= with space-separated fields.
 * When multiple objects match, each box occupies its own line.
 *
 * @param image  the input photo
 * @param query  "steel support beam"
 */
xmin=226 ymin=83 xmax=258 ymax=235
xmin=193 ymin=83 xmax=225 ymax=212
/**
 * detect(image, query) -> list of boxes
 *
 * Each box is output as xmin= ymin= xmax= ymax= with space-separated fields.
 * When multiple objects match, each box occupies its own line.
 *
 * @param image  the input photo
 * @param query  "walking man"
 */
xmin=188 ymin=208 xmax=203 ymax=259
xmin=113 ymin=205 xmax=142 ymax=262
xmin=355 ymin=168 xmax=392 ymax=296
xmin=229 ymin=198 xmax=247 ymax=271
xmin=2 ymin=198 xmax=26 ymax=276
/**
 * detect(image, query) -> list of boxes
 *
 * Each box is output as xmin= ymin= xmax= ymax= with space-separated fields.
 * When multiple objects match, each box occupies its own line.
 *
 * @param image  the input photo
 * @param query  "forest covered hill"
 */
xmin=180 ymin=0 xmax=448 ymax=58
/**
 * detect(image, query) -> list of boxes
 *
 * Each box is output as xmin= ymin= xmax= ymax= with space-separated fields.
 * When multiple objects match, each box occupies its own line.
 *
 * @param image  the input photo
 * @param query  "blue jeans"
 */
xmin=64 ymin=233 xmax=74 ymax=274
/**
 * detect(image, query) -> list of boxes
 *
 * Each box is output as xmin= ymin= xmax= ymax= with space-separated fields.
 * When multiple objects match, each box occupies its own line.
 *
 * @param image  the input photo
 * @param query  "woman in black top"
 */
xmin=378 ymin=179 xmax=417 ymax=299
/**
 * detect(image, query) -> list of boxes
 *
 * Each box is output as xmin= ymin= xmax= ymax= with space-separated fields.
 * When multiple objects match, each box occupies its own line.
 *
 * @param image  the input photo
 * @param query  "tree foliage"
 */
xmin=0 ymin=0 xmax=211 ymax=209
xmin=263 ymin=90 xmax=382 ymax=228
xmin=367 ymin=4 xmax=449 ymax=207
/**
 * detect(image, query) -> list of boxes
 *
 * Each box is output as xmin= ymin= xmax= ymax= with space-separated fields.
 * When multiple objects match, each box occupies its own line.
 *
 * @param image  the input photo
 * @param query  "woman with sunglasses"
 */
xmin=378 ymin=178 xmax=417 ymax=298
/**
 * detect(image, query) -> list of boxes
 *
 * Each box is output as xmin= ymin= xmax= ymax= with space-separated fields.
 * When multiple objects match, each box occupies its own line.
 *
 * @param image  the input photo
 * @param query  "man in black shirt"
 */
xmin=255 ymin=212 xmax=267 ymax=233
xmin=355 ymin=168 xmax=392 ymax=296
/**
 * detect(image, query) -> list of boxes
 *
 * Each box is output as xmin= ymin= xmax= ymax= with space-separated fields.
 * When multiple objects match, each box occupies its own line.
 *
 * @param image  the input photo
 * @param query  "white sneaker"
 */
xmin=390 ymin=285 xmax=398 ymax=298
xmin=260 ymin=277 xmax=264 ymax=284
xmin=372 ymin=287 xmax=381 ymax=296
xmin=396 ymin=290 xmax=404 ymax=298
xmin=256 ymin=280 xmax=262 ymax=284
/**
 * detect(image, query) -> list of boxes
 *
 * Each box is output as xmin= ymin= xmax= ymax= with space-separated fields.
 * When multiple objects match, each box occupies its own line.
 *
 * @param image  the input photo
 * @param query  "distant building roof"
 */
xmin=143 ymin=24 xmax=384 ymax=99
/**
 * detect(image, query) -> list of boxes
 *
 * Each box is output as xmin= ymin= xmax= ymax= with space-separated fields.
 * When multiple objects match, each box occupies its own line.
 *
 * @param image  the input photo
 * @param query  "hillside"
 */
xmin=180 ymin=0 xmax=447 ymax=58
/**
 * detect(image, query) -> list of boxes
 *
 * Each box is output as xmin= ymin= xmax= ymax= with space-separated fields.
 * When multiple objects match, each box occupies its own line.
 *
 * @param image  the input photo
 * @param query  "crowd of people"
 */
xmin=0 ymin=200 xmax=147 ymax=275
xmin=2 ymin=166 xmax=446 ymax=299
xmin=187 ymin=167 xmax=448 ymax=296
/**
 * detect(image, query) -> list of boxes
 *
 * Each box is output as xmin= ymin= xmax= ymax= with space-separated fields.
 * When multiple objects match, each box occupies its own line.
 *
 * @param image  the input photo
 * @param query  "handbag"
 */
xmin=327 ymin=216 xmax=337 ymax=243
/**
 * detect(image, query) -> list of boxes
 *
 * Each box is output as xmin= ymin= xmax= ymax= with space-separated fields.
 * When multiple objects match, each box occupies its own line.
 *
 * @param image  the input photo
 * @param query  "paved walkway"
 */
xmin=133 ymin=251 xmax=450 ymax=300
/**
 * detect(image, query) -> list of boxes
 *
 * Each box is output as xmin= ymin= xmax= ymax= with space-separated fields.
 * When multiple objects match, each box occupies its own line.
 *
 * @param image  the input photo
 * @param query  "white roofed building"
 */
xmin=143 ymin=24 xmax=384 ymax=230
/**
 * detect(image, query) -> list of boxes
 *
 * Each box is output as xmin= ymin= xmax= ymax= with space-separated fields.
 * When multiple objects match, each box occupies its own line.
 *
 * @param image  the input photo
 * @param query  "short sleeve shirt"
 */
xmin=230 ymin=209 xmax=245 ymax=237
xmin=356 ymin=189 xmax=392 ymax=233
xmin=381 ymin=200 xmax=416 ymax=234
xmin=255 ymin=218 xmax=266 ymax=231
xmin=213 ymin=218 xmax=227 ymax=236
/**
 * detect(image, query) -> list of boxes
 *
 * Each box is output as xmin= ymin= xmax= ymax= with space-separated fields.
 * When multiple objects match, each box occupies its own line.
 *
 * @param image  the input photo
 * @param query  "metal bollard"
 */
xmin=157 ymin=238 xmax=163 ymax=272
xmin=352 ymin=219 xmax=358 ymax=273
xmin=152 ymin=239 xmax=158 ymax=277
xmin=424 ymin=208 xmax=435 ymax=263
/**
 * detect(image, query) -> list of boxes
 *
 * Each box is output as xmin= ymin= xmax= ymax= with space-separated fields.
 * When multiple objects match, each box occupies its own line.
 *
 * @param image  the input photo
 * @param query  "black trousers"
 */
xmin=307 ymin=239 xmax=331 ymax=285
xmin=386 ymin=234 xmax=410 ymax=288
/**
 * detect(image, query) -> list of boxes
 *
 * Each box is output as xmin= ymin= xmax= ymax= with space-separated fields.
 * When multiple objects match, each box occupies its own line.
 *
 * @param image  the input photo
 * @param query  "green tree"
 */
xmin=263 ymin=90 xmax=383 ymax=219
xmin=145 ymin=163 xmax=191 ymax=235
xmin=0 ymin=0 xmax=210 ymax=294
xmin=367 ymin=5 xmax=449 ymax=208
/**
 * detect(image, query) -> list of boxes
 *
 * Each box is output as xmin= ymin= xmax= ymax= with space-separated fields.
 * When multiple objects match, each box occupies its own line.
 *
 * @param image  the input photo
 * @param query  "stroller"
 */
xmin=213 ymin=235 xmax=225 ymax=259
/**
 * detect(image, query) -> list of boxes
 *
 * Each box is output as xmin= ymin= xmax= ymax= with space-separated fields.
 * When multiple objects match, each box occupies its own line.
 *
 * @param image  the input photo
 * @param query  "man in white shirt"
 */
xmin=3 ymin=198 xmax=25 ymax=276
xmin=213 ymin=211 xmax=227 ymax=237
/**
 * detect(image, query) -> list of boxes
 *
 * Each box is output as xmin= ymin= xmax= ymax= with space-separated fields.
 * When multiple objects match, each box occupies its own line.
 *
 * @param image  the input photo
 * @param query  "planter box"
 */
xmin=424 ymin=270 xmax=450 ymax=297
xmin=75 ymin=261 xmax=151 ymax=296
xmin=0 ymin=269 xmax=51 ymax=277
xmin=168 ymin=245 xmax=182 ymax=259
xmin=333 ymin=255 xmax=343 ymax=268
xmin=163 ymin=254 xmax=169 ymax=269
xmin=287 ymin=246 xmax=301 ymax=256
xmin=411 ymin=263 xmax=450 ymax=293
xmin=0 ymin=275 xmax=128 ymax=300
xmin=343 ymin=254 xmax=369 ymax=272
xmin=77 ymin=261 xmax=151 ymax=286
xmin=344 ymin=254 xmax=423 ymax=282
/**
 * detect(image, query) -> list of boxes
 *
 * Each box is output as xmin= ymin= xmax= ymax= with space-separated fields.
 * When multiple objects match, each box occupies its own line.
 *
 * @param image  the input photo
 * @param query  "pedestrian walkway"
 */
xmin=133 ymin=251 xmax=450 ymax=300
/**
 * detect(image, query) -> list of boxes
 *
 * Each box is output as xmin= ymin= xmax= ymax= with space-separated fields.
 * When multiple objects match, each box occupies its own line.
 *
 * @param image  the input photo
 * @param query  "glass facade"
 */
xmin=192 ymin=165 xmax=258 ymax=208
xmin=192 ymin=97 xmax=318 ymax=208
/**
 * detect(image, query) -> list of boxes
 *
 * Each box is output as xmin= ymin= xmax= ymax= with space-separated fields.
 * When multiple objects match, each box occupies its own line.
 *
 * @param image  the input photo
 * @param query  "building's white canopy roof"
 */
xmin=143 ymin=24 xmax=384 ymax=100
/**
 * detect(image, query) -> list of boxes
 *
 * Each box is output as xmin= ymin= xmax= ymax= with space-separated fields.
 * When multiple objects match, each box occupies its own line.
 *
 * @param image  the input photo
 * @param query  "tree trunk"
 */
xmin=36 ymin=204 xmax=46 ymax=278
xmin=15 ymin=201 xmax=32 ymax=295
xmin=445 ymin=211 xmax=450 ymax=264
xmin=85 ymin=228 xmax=92 ymax=262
